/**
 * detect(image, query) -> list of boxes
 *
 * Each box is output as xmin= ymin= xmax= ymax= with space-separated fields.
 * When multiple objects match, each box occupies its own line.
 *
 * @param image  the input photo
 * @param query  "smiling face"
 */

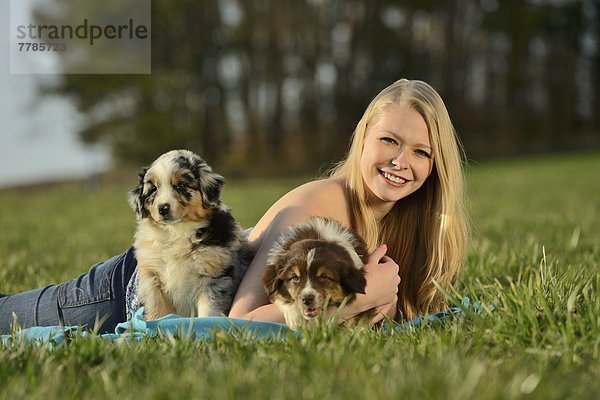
xmin=359 ymin=105 xmax=434 ymax=216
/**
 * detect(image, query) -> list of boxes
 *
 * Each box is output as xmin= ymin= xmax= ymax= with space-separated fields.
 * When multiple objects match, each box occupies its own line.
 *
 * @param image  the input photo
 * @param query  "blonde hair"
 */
xmin=329 ymin=79 xmax=468 ymax=320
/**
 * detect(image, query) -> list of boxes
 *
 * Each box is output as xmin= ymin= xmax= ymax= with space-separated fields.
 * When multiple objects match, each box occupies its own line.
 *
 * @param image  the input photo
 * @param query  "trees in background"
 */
xmin=37 ymin=0 xmax=599 ymax=175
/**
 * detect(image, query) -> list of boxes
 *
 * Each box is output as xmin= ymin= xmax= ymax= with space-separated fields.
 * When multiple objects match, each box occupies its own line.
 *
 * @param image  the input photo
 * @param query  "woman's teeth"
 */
xmin=382 ymin=171 xmax=407 ymax=184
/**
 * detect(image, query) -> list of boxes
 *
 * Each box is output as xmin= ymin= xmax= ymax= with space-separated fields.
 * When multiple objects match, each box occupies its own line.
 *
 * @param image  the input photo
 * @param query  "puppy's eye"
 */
xmin=176 ymin=183 xmax=187 ymax=191
xmin=289 ymin=275 xmax=300 ymax=283
xmin=146 ymin=185 xmax=157 ymax=195
xmin=318 ymin=275 xmax=331 ymax=282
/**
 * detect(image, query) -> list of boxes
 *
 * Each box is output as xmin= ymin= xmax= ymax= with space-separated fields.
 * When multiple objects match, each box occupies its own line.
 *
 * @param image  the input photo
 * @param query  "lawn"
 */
xmin=0 ymin=152 xmax=598 ymax=399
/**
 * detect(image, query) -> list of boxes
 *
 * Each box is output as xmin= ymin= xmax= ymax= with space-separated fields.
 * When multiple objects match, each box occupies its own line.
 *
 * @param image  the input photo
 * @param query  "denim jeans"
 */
xmin=0 ymin=247 xmax=137 ymax=334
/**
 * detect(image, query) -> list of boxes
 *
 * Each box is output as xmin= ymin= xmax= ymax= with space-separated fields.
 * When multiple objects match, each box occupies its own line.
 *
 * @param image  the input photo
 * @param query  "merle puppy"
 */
xmin=128 ymin=149 xmax=250 ymax=320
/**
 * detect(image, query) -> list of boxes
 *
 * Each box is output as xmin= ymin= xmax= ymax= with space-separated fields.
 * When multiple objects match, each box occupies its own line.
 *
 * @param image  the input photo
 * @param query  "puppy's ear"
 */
xmin=191 ymin=154 xmax=225 ymax=209
xmin=352 ymin=237 xmax=370 ymax=265
xmin=128 ymin=166 xmax=149 ymax=218
xmin=263 ymin=233 xmax=298 ymax=302
xmin=201 ymin=173 xmax=225 ymax=209
xmin=340 ymin=266 xmax=367 ymax=296
xmin=262 ymin=262 xmax=291 ymax=302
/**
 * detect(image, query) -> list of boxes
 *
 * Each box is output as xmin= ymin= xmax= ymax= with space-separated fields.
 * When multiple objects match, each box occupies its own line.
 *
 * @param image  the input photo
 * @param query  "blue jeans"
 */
xmin=0 ymin=247 xmax=137 ymax=334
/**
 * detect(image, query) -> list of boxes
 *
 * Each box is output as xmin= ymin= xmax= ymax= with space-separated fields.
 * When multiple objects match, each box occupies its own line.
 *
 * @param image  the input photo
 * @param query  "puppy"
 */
xmin=128 ymin=149 xmax=250 ymax=320
xmin=263 ymin=217 xmax=369 ymax=329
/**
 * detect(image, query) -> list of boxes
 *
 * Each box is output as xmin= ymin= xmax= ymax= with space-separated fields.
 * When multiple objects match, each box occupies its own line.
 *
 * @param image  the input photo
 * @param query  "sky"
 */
xmin=0 ymin=0 xmax=110 ymax=188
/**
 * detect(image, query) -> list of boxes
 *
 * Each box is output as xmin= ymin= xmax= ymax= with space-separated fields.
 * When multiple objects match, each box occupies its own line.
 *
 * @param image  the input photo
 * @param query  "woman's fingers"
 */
xmin=345 ymin=244 xmax=401 ymax=321
xmin=367 ymin=244 xmax=388 ymax=264
xmin=362 ymin=245 xmax=400 ymax=308
xmin=370 ymin=297 xmax=399 ymax=323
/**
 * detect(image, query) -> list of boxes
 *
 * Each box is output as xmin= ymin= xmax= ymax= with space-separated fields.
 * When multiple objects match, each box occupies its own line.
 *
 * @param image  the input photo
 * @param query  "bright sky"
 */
xmin=0 ymin=0 xmax=110 ymax=188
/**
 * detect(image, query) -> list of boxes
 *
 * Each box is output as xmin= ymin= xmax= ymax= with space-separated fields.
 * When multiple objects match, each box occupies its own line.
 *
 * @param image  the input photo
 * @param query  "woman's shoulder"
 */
xmin=249 ymin=177 xmax=350 ymax=242
xmin=279 ymin=177 xmax=350 ymax=221
xmin=286 ymin=177 xmax=347 ymax=205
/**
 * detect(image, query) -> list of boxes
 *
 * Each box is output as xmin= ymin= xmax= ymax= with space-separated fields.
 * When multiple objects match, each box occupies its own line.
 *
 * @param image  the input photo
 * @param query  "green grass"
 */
xmin=0 ymin=152 xmax=598 ymax=399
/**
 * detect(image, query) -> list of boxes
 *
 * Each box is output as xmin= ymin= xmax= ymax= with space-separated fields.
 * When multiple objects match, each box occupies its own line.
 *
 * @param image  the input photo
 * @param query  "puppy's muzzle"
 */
xmin=158 ymin=203 xmax=171 ymax=219
xmin=302 ymin=293 xmax=315 ymax=307
xmin=301 ymin=292 xmax=321 ymax=319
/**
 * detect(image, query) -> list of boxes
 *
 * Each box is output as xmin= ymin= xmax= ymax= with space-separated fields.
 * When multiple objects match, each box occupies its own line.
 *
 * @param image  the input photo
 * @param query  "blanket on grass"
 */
xmin=1 ymin=298 xmax=485 ymax=347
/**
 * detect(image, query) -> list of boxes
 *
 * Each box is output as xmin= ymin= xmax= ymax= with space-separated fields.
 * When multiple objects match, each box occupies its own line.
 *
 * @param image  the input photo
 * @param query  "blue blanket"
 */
xmin=1 ymin=298 xmax=484 ymax=347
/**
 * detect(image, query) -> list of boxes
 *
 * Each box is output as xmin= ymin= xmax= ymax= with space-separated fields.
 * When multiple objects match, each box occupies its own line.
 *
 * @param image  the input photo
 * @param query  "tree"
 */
xmin=35 ymin=0 xmax=599 ymax=172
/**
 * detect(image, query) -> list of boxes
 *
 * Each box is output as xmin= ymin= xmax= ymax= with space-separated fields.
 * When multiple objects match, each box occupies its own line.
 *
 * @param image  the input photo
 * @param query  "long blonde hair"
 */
xmin=329 ymin=79 xmax=468 ymax=320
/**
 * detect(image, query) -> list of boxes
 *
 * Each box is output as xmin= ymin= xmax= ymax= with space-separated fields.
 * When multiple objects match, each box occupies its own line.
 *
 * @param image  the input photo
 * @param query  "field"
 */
xmin=0 ymin=152 xmax=598 ymax=399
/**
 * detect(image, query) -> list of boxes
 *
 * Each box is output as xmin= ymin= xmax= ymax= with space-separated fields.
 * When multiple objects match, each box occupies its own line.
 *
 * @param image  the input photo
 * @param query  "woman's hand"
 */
xmin=342 ymin=244 xmax=400 ymax=322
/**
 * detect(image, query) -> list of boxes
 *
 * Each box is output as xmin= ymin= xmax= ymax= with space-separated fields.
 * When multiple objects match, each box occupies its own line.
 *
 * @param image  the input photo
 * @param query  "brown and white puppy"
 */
xmin=128 ymin=149 xmax=250 ymax=320
xmin=263 ymin=217 xmax=369 ymax=329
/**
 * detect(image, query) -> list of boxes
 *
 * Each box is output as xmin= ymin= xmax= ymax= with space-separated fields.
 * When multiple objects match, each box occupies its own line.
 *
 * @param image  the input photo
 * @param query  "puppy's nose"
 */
xmin=302 ymin=294 xmax=315 ymax=306
xmin=158 ymin=203 xmax=171 ymax=216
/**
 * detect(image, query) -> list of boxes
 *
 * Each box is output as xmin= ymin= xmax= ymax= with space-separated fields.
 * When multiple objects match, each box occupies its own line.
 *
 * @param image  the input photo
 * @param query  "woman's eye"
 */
xmin=380 ymin=137 xmax=398 ymax=145
xmin=415 ymin=149 xmax=432 ymax=159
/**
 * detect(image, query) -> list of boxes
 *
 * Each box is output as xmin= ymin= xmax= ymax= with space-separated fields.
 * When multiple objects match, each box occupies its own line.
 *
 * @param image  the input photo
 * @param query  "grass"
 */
xmin=0 ymin=151 xmax=598 ymax=399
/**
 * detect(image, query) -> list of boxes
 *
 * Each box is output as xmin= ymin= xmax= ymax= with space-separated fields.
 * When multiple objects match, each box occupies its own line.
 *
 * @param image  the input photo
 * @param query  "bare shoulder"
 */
xmin=287 ymin=177 xmax=348 ymax=209
xmin=249 ymin=177 xmax=350 ymax=243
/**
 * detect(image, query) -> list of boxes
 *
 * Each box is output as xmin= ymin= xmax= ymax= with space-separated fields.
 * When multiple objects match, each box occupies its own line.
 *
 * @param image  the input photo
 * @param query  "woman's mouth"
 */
xmin=379 ymin=169 xmax=409 ymax=186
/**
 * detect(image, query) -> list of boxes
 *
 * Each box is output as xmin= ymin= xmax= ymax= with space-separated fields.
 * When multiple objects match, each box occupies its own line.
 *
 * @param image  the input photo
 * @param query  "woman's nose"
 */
xmin=391 ymin=150 xmax=409 ymax=170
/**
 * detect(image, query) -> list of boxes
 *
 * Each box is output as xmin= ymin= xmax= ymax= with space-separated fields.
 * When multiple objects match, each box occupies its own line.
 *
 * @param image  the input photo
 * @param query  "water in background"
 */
xmin=0 ymin=0 xmax=110 ymax=189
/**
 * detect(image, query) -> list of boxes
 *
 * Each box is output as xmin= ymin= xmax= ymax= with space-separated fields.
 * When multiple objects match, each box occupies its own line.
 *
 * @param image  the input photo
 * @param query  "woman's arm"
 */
xmin=230 ymin=179 xmax=348 ymax=321
xmin=230 ymin=219 xmax=400 ymax=323
xmin=229 ymin=206 xmax=317 ymax=321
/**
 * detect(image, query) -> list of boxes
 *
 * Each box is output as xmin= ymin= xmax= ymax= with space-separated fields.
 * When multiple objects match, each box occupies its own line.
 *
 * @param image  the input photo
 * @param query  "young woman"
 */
xmin=0 ymin=79 xmax=467 ymax=333
xmin=229 ymin=78 xmax=468 ymax=323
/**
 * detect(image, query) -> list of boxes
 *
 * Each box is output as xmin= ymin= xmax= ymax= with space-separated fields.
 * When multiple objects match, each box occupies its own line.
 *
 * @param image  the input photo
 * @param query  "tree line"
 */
xmin=38 ymin=0 xmax=599 ymax=176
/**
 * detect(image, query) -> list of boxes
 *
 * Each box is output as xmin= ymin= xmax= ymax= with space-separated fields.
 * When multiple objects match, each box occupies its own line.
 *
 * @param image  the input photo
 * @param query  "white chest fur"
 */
xmin=134 ymin=220 xmax=234 ymax=317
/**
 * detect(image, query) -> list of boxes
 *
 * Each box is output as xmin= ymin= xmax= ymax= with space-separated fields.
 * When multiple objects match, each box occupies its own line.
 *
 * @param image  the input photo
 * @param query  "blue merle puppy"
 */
xmin=128 ymin=149 xmax=251 ymax=320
